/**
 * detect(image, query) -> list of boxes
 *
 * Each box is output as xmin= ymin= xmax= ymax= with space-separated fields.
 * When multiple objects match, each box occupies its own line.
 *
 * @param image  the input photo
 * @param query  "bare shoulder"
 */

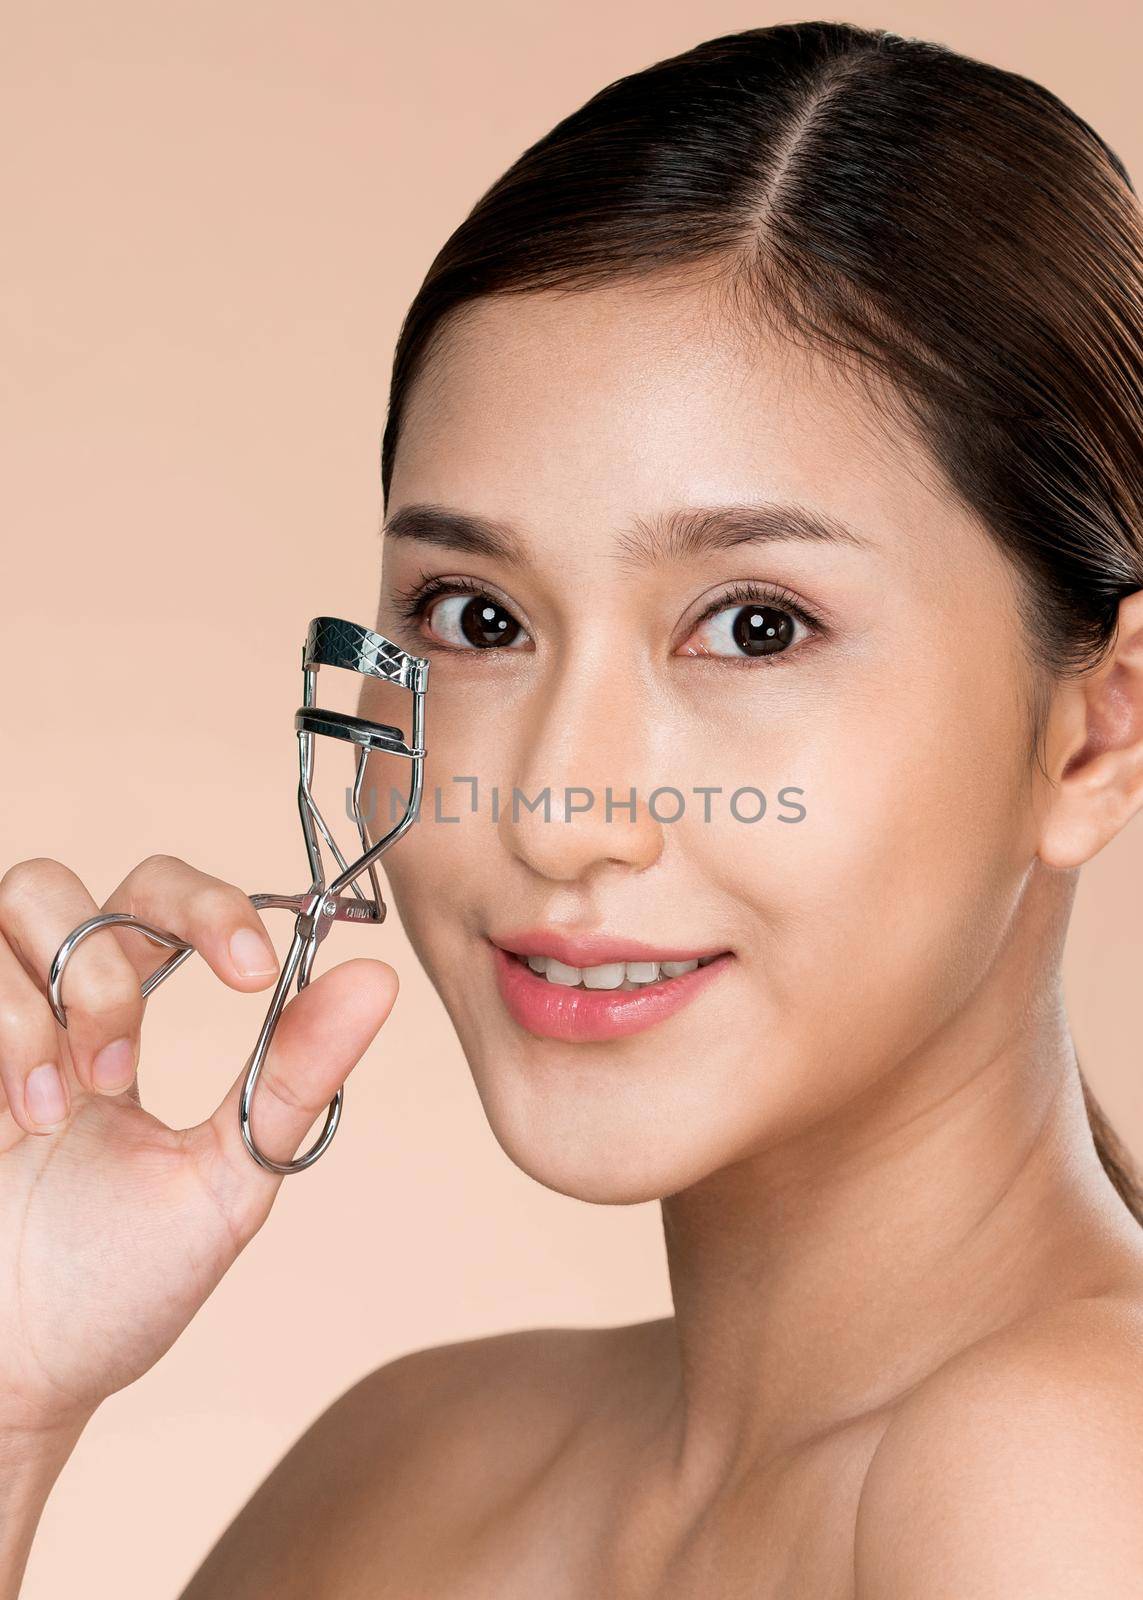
xmin=178 ymin=1316 xmax=662 ymax=1599
xmin=855 ymin=1288 xmax=1143 ymax=1597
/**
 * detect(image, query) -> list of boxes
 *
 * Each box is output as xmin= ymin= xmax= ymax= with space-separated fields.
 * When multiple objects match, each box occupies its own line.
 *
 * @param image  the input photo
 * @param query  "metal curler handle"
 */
xmin=48 ymin=911 xmax=196 ymax=1025
xmin=46 ymin=892 xmax=346 ymax=1174
xmin=237 ymin=889 xmax=342 ymax=1175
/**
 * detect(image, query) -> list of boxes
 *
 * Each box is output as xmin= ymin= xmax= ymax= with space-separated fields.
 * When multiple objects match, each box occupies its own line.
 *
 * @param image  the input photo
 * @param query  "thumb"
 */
xmin=188 ymin=956 xmax=399 ymax=1224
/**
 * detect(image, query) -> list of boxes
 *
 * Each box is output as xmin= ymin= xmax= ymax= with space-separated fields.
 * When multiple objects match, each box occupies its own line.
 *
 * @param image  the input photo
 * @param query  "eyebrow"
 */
xmin=381 ymin=500 xmax=869 ymax=567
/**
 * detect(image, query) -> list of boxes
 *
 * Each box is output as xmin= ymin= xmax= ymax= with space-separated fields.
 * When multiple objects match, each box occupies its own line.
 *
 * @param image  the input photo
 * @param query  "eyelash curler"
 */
xmin=47 ymin=617 xmax=429 ymax=1175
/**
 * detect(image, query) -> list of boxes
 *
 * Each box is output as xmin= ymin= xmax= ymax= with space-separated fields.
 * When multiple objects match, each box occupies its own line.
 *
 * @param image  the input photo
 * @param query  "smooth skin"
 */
xmin=5 ymin=268 xmax=1143 ymax=1598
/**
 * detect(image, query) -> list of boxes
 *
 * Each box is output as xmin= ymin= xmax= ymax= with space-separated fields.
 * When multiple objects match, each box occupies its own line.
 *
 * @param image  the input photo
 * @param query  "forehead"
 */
xmin=388 ymin=275 xmax=984 ymax=585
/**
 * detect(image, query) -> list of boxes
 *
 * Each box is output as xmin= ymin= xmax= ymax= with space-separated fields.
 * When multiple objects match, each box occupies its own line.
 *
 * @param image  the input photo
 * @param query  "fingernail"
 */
xmin=25 ymin=1063 xmax=69 ymax=1129
xmin=92 ymin=1037 xmax=135 ymax=1093
xmin=229 ymin=927 xmax=278 ymax=978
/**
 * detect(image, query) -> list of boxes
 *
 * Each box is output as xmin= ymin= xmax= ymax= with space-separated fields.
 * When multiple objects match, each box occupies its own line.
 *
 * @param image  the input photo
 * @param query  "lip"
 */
xmin=491 ymin=928 xmax=730 ymax=968
xmin=490 ymin=940 xmax=734 ymax=1043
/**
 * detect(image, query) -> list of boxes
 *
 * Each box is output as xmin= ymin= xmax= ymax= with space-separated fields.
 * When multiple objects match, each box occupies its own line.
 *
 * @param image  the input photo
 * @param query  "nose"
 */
xmin=498 ymin=652 xmax=665 ymax=883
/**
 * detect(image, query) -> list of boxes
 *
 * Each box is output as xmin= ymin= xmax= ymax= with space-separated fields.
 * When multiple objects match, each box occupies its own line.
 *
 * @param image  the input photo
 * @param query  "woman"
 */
xmin=3 ymin=19 xmax=1143 ymax=1596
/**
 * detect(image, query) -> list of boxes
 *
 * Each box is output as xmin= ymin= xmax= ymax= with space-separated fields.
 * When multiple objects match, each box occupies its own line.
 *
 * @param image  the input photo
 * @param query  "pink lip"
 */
xmin=492 ymin=928 xmax=729 ymax=968
xmin=490 ymin=941 xmax=734 ymax=1043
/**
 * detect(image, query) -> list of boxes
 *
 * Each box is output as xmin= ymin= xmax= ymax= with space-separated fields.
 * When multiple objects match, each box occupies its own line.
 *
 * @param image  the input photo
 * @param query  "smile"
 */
xmin=489 ymin=941 xmax=733 ymax=1043
xmin=517 ymin=952 xmax=721 ymax=990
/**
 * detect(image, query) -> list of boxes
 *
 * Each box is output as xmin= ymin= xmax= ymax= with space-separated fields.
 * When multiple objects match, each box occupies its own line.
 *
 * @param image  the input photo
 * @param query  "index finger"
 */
xmin=102 ymin=853 xmax=280 ymax=991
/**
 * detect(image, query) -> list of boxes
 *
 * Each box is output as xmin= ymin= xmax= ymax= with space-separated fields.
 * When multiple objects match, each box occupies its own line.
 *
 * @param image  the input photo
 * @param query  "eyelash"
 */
xmin=389 ymin=570 xmax=825 ymax=663
xmin=689 ymin=580 xmax=824 ymax=662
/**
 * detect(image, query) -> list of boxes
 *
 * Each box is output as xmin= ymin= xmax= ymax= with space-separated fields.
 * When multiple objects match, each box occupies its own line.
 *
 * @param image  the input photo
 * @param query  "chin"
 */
xmin=460 ymin=1033 xmax=762 ymax=1206
xmin=486 ymin=1117 xmax=689 ymax=1206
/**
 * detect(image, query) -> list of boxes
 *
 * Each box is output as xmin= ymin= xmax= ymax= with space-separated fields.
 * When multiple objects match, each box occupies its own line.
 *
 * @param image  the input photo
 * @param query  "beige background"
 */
xmin=2 ymin=2 xmax=1140 ymax=1593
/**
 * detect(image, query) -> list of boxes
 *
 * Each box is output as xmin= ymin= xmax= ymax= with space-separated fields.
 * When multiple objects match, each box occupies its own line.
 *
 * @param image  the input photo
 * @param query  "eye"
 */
xmin=398 ymin=579 xmax=531 ymax=651
xmin=678 ymin=583 xmax=819 ymax=662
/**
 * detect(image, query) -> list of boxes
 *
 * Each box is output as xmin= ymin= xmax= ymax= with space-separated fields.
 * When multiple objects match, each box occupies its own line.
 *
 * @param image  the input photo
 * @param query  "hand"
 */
xmin=0 ymin=853 xmax=398 ymax=1435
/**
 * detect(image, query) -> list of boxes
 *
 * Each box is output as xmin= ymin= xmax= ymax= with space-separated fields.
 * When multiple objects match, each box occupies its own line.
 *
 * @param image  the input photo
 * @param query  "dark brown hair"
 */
xmin=380 ymin=21 xmax=1143 ymax=1220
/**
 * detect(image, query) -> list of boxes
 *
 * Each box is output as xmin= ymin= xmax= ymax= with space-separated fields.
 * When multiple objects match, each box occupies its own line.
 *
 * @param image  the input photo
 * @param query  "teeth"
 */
xmin=519 ymin=954 xmax=713 ymax=989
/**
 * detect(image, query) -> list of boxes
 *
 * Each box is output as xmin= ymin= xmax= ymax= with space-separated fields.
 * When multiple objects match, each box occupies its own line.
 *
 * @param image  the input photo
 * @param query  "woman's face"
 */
xmin=365 ymin=274 xmax=1048 ymax=1204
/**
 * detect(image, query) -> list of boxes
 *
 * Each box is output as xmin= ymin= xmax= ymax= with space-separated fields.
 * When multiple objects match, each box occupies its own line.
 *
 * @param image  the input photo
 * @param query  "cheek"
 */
xmin=745 ymin=658 xmax=1033 ymax=1079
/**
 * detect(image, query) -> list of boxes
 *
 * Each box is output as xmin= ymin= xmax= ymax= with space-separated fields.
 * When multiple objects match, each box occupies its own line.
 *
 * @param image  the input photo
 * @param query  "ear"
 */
xmin=1038 ymin=588 xmax=1143 ymax=869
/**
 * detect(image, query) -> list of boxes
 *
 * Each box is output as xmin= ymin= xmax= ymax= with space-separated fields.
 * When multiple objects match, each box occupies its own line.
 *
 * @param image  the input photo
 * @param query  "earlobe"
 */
xmin=1036 ymin=588 xmax=1143 ymax=870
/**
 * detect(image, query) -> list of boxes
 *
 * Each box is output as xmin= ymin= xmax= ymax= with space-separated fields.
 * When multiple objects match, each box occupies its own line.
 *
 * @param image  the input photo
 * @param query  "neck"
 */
xmin=657 ymin=968 xmax=1133 ymax=1483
